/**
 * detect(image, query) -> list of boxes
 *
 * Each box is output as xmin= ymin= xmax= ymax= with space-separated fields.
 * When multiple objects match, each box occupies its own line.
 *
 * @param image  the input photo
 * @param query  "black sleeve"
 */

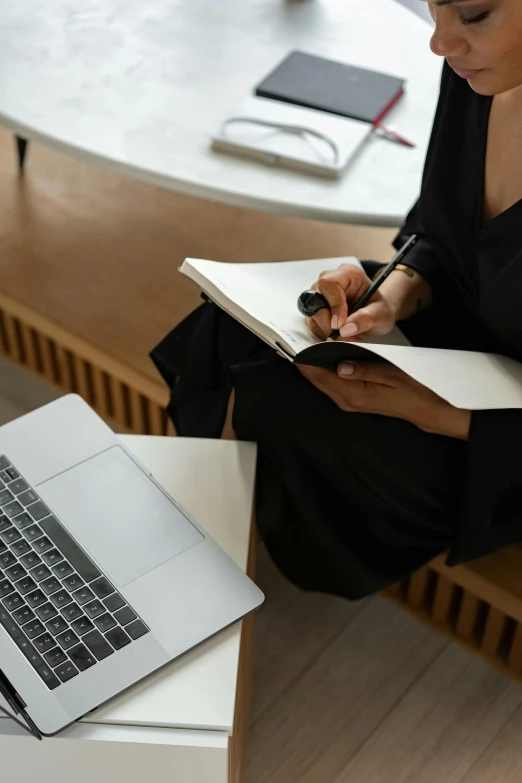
xmin=447 ymin=409 xmax=522 ymax=565
xmin=392 ymin=201 xmax=448 ymax=300
xmin=392 ymin=62 xmax=456 ymax=301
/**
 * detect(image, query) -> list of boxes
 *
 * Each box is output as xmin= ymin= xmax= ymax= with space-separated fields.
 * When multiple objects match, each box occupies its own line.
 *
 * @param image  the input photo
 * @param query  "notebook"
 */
xmin=255 ymin=51 xmax=405 ymax=124
xmin=179 ymin=256 xmax=522 ymax=411
xmin=212 ymin=96 xmax=373 ymax=178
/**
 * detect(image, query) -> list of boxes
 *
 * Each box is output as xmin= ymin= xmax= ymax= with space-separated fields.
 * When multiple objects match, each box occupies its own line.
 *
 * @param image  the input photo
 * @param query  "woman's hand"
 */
xmin=298 ymin=360 xmax=471 ymax=440
xmin=307 ymin=264 xmax=396 ymax=341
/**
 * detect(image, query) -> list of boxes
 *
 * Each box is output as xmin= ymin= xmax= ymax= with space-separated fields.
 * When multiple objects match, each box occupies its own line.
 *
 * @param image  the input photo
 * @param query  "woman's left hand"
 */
xmin=298 ymin=360 xmax=471 ymax=440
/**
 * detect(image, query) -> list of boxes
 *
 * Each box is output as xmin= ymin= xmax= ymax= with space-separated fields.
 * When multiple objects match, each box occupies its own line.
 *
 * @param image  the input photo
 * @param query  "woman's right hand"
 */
xmin=306 ymin=263 xmax=397 ymax=341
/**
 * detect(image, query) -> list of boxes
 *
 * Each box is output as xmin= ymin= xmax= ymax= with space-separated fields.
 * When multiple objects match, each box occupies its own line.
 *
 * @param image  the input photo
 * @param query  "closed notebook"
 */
xmin=255 ymin=50 xmax=405 ymax=124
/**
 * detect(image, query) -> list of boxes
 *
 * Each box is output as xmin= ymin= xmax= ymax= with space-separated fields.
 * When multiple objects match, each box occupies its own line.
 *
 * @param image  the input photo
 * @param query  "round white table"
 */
xmin=0 ymin=0 xmax=441 ymax=226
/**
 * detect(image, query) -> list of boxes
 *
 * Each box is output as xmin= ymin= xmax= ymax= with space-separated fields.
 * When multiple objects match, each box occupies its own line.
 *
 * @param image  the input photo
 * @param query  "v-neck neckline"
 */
xmin=478 ymin=93 xmax=522 ymax=236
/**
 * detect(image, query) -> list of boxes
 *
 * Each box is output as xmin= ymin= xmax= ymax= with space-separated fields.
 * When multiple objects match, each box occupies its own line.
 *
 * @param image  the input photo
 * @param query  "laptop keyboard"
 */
xmin=0 ymin=456 xmax=149 ymax=690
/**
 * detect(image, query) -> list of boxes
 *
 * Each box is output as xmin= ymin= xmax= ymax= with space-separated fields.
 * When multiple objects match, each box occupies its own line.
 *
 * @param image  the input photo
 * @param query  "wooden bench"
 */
xmin=386 ymin=547 xmax=522 ymax=679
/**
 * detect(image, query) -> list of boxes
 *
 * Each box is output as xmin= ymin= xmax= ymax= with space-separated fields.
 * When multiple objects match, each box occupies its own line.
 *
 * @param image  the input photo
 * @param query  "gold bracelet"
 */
xmin=372 ymin=263 xmax=416 ymax=281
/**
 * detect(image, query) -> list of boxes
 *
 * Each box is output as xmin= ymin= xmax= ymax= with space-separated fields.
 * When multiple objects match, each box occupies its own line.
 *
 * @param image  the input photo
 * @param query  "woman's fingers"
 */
xmin=337 ymin=360 xmax=401 ymax=386
xmin=316 ymin=265 xmax=369 ymax=330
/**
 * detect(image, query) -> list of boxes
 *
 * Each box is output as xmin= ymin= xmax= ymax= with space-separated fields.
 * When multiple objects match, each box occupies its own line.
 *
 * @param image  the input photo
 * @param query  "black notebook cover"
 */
xmin=255 ymin=51 xmax=404 ymax=124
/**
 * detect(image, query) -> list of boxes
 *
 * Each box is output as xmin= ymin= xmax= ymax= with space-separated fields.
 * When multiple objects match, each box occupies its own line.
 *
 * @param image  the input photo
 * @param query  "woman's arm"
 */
xmin=379 ymin=266 xmax=433 ymax=322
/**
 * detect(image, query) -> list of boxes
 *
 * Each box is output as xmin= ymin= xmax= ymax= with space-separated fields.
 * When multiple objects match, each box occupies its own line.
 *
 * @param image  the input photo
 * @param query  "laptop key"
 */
xmin=0 ymin=516 xmax=12 ymax=533
xmin=5 ymin=563 xmax=27 ymax=582
xmin=94 ymin=613 xmax=116 ymax=633
xmin=69 ymin=644 xmax=97 ymax=672
xmin=0 ymin=541 xmax=6 ymax=554
xmin=9 ymin=479 xmax=28 ymax=495
xmin=27 ymin=501 xmax=50 ymax=522
xmin=2 ymin=592 xmax=24 ymax=612
xmin=50 ymin=589 xmax=73 ymax=609
xmin=13 ymin=512 xmax=34 ymax=531
xmin=126 ymin=619 xmax=149 ymax=640
xmin=30 ymin=564 xmax=51 ymax=583
xmin=114 ymin=606 xmax=137 ymax=626
xmin=5 ymin=467 xmax=19 ymax=481
xmin=33 ymin=536 xmax=53 ymax=555
xmin=103 ymin=593 xmax=125 ymax=613
xmin=42 ymin=548 xmax=63 ymax=567
xmin=35 ymin=602 xmax=58 ymax=622
xmin=0 ymin=607 xmax=23 ymax=641
xmin=0 ymin=579 xmax=14 ymax=598
xmin=83 ymin=629 xmax=114 ymax=661
xmin=0 ymin=527 xmax=21 ymax=545
xmin=37 ymin=662 xmax=60 ymax=690
xmin=0 ymin=551 xmax=16 ymax=568
xmin=23 ymin=525 xmax=43 ymax=543
xmin=10 ymin=539 xmax=31 ymax=556
xmin=56 ymin=630 xmax=80 ymax=650
xmin=0 ymin=457 xmax=9 ymax=471
xmin=17 ymin=577 xmax=37 ymax=596
xmin=34 ymin=633 xmax=56 ymax=654
xmin=90 ymin=577 xmax=114 ymax=600
xmin=4 ymin=501 xmax=23 ymax=519
xmin=72 ymin=586 xmax=95 ymax=606
xmin=13 ymin=605 xmax=36 ymax=626
xmin=24 ymin=619 xmax=46 ymax=640
xmin=41 ymin=577 xmax=61 ymax=595
xmin=46 ymin=616 xmax=68 ymax=636
xmin=60 ymin=603 xmax=83 ymax=623
xmin=71 ymin=616 xmax=94 ymax=636
xmin=25 ymin=589 xmax=47 ymax=609
xmin=55 ymin=661 xmax=79 ymax=683
xmin=62 ymin=573 xmax=84 ymax=592
xmin=44 ymin=647 xmax=67 ymax=668
xmin=40 ymin=516 xmax=101 ymax=583
xmin=20 ymin=551 xmax=41 ymax=569
xmin=105 ymin=627 xmax=131 ymax=650
xmin=18 ymin=490 xmax=39 ymax=507
xmin=0 ymin=489 xmax=13 ymax=505
xmin=84 ymin=600 xmax=104 ymax=620
xmin=52 ymin=562 xmax=73 ymax=579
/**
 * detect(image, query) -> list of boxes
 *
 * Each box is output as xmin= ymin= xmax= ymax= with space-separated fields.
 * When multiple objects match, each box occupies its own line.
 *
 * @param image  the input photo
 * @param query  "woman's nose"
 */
xmin=430 ymin=23 xmax=470 ymax=58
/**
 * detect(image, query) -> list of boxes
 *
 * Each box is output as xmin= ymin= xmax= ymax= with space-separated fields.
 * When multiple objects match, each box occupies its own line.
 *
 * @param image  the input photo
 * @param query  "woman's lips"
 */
xmin=450 ymin=65 xmax=485 ymax=79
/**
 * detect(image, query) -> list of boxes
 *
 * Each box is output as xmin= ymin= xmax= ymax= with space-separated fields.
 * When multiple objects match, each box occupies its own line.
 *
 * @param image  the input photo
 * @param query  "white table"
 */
xmin=0 ymin=0 xmax=441 ymax=226
xmin=0 ymin=436 xmax=258 ymax=783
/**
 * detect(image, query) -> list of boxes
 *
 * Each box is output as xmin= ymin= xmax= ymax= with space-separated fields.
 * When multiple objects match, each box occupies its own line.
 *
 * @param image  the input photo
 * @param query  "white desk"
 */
xmin=0 ymin=0 xmax=441 ymax=226
xmin=0 ymin=436 xmax=258 ymax=783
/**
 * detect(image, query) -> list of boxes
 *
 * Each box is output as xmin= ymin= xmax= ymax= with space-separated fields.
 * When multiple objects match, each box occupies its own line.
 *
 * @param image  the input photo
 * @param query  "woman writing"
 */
xmin=152 ymin=0 xmax=522 ymax=598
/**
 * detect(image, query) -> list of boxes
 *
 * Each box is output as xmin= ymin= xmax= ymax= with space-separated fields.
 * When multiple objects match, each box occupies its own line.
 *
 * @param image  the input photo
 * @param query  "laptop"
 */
xmin=0 ymin=395 xmax=264 ymax=738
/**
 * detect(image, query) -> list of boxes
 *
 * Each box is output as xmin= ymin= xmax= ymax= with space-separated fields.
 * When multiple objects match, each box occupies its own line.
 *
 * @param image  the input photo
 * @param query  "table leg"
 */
xmin=14 ymin=135 xmax=29 ymax=172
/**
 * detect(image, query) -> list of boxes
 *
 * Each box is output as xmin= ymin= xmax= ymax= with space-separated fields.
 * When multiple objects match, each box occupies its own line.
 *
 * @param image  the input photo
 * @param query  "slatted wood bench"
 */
xmin=386 ymin=546 xmax=522 ymax=679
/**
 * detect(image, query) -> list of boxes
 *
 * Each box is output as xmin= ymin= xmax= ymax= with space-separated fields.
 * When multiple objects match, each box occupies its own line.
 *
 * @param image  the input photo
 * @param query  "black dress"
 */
xmin=151 ymin=62 xmax=522 ymax=600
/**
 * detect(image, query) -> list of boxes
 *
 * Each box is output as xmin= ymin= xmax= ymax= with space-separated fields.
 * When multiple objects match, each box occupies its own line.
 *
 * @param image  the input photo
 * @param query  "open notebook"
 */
xmin=179 ymin=256 xmax=522 ymax=411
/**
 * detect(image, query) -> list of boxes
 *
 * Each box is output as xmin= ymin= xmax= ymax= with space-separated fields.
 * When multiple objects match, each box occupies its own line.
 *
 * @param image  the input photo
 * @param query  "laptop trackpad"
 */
xmin=37 ymin=446 xmax=204 ymax=587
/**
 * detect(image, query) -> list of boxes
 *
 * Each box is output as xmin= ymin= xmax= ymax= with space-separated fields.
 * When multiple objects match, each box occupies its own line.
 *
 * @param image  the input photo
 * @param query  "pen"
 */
xmin=297 ymin=234 xmax=418 ymax=340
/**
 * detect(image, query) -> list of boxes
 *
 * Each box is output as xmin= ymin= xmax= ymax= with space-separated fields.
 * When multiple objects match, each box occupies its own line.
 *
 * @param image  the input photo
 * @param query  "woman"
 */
xmin=151 ymin=0 xmax=522 ymax=599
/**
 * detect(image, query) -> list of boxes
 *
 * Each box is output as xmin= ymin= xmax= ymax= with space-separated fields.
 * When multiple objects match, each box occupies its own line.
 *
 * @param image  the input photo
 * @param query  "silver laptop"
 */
xmin=0 ymin=395 xmax=264 ymax=738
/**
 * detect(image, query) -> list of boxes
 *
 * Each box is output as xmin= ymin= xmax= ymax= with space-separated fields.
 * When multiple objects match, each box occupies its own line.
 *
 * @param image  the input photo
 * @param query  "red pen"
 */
xmin=373 ymin=122 xmax=415 ymax=148
xmin=372 ymin=87 xmax=415 ymax=148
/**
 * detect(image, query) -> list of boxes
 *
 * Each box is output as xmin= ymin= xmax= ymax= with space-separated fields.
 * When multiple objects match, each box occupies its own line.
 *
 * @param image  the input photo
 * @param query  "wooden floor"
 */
xmin=2 ymin=359 xmax=522 ymax=783
xmin=3 ymin=127 xmax=522 ymax=781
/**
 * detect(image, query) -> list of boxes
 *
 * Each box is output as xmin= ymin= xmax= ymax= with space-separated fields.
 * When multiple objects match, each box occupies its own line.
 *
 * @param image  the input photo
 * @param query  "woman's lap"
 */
xmin=151 ymin=302 xmax=467 ymax=599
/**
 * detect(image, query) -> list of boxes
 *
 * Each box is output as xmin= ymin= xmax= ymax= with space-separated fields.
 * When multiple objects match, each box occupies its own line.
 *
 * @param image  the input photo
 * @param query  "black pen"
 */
xmin=297 ymin=234 xmax=418 ymax=340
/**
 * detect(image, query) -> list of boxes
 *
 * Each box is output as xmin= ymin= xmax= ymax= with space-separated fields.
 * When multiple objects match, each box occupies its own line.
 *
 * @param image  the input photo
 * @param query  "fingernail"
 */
xmin=331 ymin=314 xmax=338 ymax=330
xmin=338 ymin=362 xmax=354 ymax=377
xmin=340 ymin=322 xmax=358 ymax=337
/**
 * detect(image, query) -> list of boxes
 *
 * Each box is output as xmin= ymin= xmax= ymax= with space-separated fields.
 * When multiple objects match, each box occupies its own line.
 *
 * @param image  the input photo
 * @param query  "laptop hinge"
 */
xmin=0 ymin=669 xmax=42 ymax=740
